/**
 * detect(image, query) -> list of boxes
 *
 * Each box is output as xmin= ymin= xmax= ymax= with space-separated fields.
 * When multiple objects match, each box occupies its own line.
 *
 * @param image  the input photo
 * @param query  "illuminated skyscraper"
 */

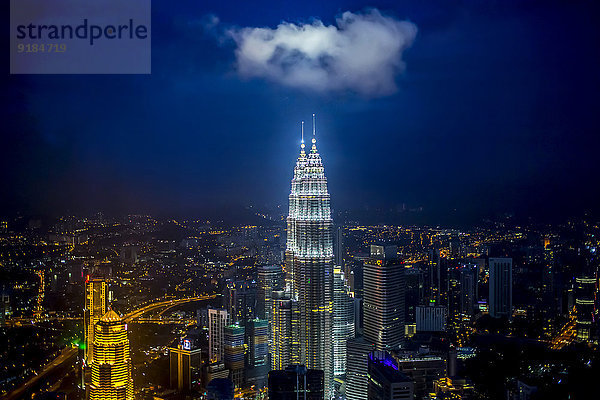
xmin=169 ymin=339 xmax=202 ymax=393
xmin=84 ymin=277 xmax=108 ymax=365
xmin=89 ymin=310 xmax=133 ymax=400
xmin=575 ymin=275 xmax=597 ymax=342
xmin=209 ymin=308 xmax=229 ymax=363
xmin=333 ymin=267 xmax=355 ymax=376
xmin=363 ymin=245 xmax=405 ymax=350
xmin=345 ymin=337 xmax=375 ymax=400
xmin=257 ymin=264 xmax=284 ymax=322
xmin=246 ymin=319 xmax=269 ymax=389
xmin=257 ymin=264 xmax=284 ymax=353
xmin=271 ymin=290 xmax=299 ymax=370
xmin=247 ymin=319 xmax=269 ymax=367
xmin=224 ymin=324 xmax=245 ymax=388
xmin=285 ymin=116 xmax=334 ymax=396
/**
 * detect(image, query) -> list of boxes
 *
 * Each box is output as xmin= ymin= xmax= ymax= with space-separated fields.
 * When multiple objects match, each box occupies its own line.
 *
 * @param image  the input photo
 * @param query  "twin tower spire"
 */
xmin=300 ymin=113 xmax=318 ymax=155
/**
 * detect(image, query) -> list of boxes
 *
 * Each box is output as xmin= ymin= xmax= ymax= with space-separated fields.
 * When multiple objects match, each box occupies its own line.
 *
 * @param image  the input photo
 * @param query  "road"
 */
xmin=3 ymin=346 xmax=77 ymax=400
xmin=550 ymin=315 xmax=576 ymax=350
xmin=123 ymin=294 xmax=218 ymax=322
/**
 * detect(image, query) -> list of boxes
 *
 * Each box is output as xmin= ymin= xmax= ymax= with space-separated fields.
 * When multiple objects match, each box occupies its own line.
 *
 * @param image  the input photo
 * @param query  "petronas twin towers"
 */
xmin=285 ymin=115 xmax=334 ymax=396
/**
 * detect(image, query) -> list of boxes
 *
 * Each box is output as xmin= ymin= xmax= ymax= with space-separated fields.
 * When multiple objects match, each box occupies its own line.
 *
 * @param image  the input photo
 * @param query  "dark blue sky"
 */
xmin=2 ymin=0 xmax=599 ymax=223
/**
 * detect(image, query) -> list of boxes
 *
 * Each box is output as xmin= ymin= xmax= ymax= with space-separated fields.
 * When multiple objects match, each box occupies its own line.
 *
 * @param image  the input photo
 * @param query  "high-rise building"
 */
xmin=271 ymin=291 xmax=300 ymax=370
xmin=285 ymin=116 xmax=334 ymax=395
xmin=367 ymin=352 xmax=414 ymax=400
xmin=363 ymin=245 xmax=405 ymax=350
xmin=246 ymin=319 xmax=269 ymax=389
xmin=575 ymin=276 xmax=597 ymax=342
xmin=459 ymin=264 xmax=478 ymax=317
xmin=268 ymin=365 xmax=324 ymax=400
xmin=225 ymin=280 xmax=256 ymax=325
xmin=224 ymin=324 xmax=245 ymax=388
xmin=405 ymin=268 xmax=425 ymax=323
xmin=489 ymin=258 xmax=512 ymax=318
xmin=415 ymin=305 xmax=447 ymax=332
xmin=89 ymin=310 xmax=133 ymax=400
xmin=209 ymin=308 xmax=229 ymax=363
xmin=345 ymin=337 xmax=375 ymax=400
xmin=169 ymin=338 xmax=202 ymax=393
xmin=247 ymin=319 xmax=268 ymax=367
xmin=426 ymin=247 xmax=442 ymax=305
xmin=333 ymin=267 xmax=355 ymax=376
xmin=257 ymin=265 xmax=284 ymax=322
xmin=84 ymin=277 xmax=108 ymax=365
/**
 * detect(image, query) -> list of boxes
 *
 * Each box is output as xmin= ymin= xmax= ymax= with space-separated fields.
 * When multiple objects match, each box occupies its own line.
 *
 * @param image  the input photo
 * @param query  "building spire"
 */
xmin=311 ymin=113 xmax=317 ymax=151
xmin=301 ymin=121 xmax=305 ymax=154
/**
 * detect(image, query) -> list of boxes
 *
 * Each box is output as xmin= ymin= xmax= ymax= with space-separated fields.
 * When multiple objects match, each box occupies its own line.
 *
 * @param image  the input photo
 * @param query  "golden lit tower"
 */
xmin=85 ymin=276 xmax=108 ymax=365
xmin=89 ymin=310 xmax=133 ymax=400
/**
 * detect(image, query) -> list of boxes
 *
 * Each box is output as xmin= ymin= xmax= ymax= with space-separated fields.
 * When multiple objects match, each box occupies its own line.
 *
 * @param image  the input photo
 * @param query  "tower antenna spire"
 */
xmin=312 ymin=113 xmax=316 ymax=138
xmin=301 ymin=121 xmax=305 ymax=152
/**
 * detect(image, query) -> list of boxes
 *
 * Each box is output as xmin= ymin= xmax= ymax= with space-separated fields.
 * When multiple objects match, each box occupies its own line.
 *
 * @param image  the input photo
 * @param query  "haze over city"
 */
xmin=3 ymin=0 xmax=599 ymax=224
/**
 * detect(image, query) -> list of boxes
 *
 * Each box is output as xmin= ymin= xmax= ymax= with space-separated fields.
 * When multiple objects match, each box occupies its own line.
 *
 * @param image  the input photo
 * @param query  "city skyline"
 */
xmin=2 ymin=1 xmax=600 ymax=400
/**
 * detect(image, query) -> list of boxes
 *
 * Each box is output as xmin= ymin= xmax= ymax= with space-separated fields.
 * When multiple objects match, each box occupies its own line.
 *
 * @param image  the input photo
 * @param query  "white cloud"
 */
xmin=226 ymin=9 xmax=417 ymax=97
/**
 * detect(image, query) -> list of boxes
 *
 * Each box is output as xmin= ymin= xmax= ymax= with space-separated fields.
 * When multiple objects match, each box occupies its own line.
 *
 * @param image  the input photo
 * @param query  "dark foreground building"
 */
xmin=368 ymin=352 xmax=414 ymax=400
xmin=268 ymin=365 xmax=324 ymax=400
xmin=206 ymin=378 xmax=234 ymax=400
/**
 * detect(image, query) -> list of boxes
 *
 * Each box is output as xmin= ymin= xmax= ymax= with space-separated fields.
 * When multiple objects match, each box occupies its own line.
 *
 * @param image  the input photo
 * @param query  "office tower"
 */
xmin=206 ymin=378 xmax=234 ymax=400
xmin=169 ymin=338 xmax=202 ymax=393
xmin=271 ymin=291 xmax=300 ymax=370
xmin=575 ymin=276 xmax=596 ymax=342
xmin=353 ymin=297 xmax=363 ymax=336
xmin=363 ymin=245 xmax=405 ymax=350
xmin=489 ymin=258 xmax=513 ymax=318
xmin=285 ymin=116 xmax=334 ymax=395
xmin=247 ymin=319 xmax=268 ymax=367
xmin=459 ymin=264 xmax=478 ymax=317
xmin=416 ymin=305 xmax=447 ymax=332
xmin=84 ymin=276 xmax=108 ymax=365
xmin=0 ymin=290 xmax=9 ymax=328
xmin=225 ymin=280 xmax=256 ymax=325
xmin=426 ymin=248 xmax=442 ymax=304
xmin=333 ymin=267 xmax=355 ymax=376
xmin=257 ymin=265 xmax=284 ymax=322
xmin=268 ymin=365 xmax=324 ymax=400
xmin=224 ymin=324 xmax=245 ymax=388
xmin=246 ymin=319 xmax=269 ymax=389
xmin=345 ymin=337 xmax=375 ymax=400
xmin=89 ymin=310 xmax=133 ymax=400
xmin=405 ymin=268 xmax=425 ymax=323
xmin=368 ymin=352 xmax=414 ymax=400
xmin=209 ymin=308 xmax=229 ymax=363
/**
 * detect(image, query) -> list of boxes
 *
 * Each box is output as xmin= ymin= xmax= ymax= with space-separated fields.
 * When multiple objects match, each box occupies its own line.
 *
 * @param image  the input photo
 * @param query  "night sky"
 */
xmin=2 ymin=0 xmax=600 ymax=223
